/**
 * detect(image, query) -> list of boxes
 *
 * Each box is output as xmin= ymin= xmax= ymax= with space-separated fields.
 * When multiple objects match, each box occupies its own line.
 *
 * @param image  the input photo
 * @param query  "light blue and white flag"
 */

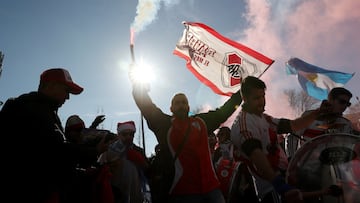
xmin=286 ymin=57 xmax=354 ymax=100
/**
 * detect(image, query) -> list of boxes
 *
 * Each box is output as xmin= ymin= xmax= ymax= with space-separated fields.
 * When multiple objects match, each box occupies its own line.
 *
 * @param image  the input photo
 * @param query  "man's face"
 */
xmin=42 ymin=82 xmax=70 ymax=107
xmin=330 ymin=94 xmax=351 ymax=114
xmin=217 ymin=134 xmax=229 ymax=144
xmin=170 ymin=94 xmax=189 ymax=119
xmin=118 ymin=129 xmax=135 ymax=146
xmin=244 ymin=88 xmax=266 ymax=115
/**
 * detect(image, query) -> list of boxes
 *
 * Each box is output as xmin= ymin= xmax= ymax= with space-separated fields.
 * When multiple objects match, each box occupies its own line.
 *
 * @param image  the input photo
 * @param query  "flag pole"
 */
xmin=0 ymin=51 xmax=4 ymax=106
xmin=0 ymin=51 xmax=4 ymax=80
xmin=130 ymin=31 xmax=146 ymax=157
xmin=258 ymin=60 xmax=274 ymax=79
xmin=130 ymin=44 xmax=135 ymax=63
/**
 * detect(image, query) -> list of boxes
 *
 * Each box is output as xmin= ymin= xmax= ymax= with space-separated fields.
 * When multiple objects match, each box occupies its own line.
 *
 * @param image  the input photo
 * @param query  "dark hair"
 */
xmin=208 ymin=132 xmax=216 ymax=137
xmin=218 ymin=126 xmax=231 ymax=134
xmin=217 ymin=126 xmax=230 ymax=137
xmin=241 ymin=76 xmax=266 ymax=97
xmin=328 ymin=87 xmax=352 ymax=100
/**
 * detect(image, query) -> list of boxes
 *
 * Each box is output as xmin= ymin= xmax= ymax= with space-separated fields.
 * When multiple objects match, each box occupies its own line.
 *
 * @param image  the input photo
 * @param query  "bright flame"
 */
xmin=130 ymin=28 xmax=135 ymax=45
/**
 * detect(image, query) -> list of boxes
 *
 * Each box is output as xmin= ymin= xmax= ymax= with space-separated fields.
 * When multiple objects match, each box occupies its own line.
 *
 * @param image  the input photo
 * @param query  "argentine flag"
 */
xmin=286 ymin=57 xmax=354 ymax=100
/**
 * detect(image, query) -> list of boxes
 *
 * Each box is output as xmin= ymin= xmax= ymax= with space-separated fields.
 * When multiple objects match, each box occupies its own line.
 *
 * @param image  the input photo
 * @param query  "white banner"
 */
xmin=174 ymin=21 xmax=274 ymax=96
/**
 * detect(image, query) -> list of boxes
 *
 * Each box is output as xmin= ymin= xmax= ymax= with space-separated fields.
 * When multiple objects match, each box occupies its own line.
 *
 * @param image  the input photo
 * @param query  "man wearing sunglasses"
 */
xmin=296 ymin=87 xmax=358 ymax=146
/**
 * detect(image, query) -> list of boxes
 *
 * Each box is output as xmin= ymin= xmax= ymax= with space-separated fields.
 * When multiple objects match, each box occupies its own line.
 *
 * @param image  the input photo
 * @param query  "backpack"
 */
xmin=148 ymin=144 xmax=174 ymax=203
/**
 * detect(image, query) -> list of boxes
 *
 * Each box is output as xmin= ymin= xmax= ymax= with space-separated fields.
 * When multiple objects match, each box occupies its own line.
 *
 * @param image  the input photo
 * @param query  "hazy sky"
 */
xmin=1 ymin=0 xmax=359 ymax=156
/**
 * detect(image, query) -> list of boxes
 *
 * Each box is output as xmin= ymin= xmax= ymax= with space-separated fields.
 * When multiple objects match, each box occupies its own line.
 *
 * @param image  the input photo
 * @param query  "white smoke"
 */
xmin=131 ymin=0 xmax=179 ymax=34
xmin=237 ymin=0 xmax=360 ymax=118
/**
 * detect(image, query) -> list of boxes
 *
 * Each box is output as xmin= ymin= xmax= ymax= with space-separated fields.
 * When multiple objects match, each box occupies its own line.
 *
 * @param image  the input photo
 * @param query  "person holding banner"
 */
xmin=230 ymin=76 xmax=334 ymax=203
xmin=129 ymin=64 xmax=242 ymax=203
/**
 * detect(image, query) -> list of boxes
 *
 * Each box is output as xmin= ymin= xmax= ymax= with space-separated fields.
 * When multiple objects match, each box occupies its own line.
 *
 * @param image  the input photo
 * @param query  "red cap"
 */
xmin=40 ymin=68 xmax=83 ymax=95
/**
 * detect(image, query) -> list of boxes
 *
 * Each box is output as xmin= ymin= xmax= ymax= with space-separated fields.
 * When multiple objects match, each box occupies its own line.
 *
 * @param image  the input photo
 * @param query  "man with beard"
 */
xmin=230 ymin=76 xmax=336 ymax=203
xmin=130 ymin=69 xmax=242 ymax=203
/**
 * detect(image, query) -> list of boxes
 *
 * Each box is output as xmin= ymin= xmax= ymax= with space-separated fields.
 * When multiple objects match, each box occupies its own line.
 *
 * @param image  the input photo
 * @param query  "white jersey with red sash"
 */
xmin=230 ymin=111 xmax=288 ymax=199
xmin=297 ymin=110 xmax=354 ymax=144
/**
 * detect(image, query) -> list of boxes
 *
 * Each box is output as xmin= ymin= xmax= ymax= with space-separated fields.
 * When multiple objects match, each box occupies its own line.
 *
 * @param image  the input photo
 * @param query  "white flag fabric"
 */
xmin=174 ymin=21 xmax=274 ymax=96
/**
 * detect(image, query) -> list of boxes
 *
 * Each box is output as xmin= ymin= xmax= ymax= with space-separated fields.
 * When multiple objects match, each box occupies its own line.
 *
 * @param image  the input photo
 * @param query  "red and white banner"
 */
xmin=174 ymin=21 xmax=274 ymax=96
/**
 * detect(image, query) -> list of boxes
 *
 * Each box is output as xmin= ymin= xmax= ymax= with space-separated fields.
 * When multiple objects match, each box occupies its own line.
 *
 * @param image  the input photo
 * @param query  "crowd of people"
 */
xmin=0 ymin=67 xmax=359 ymax=203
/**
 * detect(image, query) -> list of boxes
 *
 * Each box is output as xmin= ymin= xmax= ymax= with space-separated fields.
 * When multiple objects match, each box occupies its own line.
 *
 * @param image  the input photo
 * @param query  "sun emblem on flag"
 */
xmin=304 ymin=72 xmax=318 ymax=83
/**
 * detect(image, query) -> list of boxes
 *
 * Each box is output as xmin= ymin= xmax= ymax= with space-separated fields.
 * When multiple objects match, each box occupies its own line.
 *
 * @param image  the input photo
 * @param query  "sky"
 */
xmin=1 ymin=0 xmax=359 ymax=156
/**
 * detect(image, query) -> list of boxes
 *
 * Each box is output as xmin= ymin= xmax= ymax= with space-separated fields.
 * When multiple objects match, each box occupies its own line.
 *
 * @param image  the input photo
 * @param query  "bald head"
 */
xmin=170 ymin=93 xmax=189 ymax=119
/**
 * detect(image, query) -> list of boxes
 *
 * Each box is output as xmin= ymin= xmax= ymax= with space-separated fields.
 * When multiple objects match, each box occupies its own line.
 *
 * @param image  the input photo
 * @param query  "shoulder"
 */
xmin=338 ymin=116 xmax=351 ymax=122
xmin=335 ymin=116 xmax=353 ymax=127
xmin=192 ymin=115 xmax=204 ymax=122
xmin=263 ymin=113 xmax=274 ymax=120
xmin=191 ymin=116 xmax=206 ymax=129
xmin=301 ymin=109 xmax=317 ymax=116
xmin=1 ymin=93 xmax=32 ymax=112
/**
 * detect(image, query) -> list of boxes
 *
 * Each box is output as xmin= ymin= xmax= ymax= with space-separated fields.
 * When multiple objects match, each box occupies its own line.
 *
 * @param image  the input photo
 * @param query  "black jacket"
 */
xmin=132 ymin=86 xmax=242 ymax=146
xmin=0 ymin=91 xmax=98 ymax=202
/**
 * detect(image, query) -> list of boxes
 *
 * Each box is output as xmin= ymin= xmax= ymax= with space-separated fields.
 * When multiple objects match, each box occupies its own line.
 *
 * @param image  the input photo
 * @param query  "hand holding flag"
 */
xmin=286 ymin=57 xmax=354 ymax=100
xmin=174 ymin=22 xmax=274 ymax=96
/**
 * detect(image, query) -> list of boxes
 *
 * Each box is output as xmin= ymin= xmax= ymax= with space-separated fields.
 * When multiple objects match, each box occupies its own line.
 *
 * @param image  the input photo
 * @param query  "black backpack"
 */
xmin=148 ymin=144 xmax=174 ymax=203
xmin=149 ymin=121 xmax=192 ymax=203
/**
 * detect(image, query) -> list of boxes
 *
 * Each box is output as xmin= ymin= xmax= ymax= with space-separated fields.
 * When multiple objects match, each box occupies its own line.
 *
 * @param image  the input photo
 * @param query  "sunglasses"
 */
xmin=337 ymin=98 xmax=351 ymax=107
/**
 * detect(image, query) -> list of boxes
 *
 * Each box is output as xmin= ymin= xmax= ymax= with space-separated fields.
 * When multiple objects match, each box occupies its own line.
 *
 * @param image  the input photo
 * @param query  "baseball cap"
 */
xmin=40 ymin=68 xmax=83 ymax=94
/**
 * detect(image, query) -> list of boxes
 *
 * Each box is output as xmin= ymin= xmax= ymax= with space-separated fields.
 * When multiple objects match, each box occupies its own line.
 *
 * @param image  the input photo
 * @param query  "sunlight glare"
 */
xmin=130 ymin=60 xmax=155 ymax=85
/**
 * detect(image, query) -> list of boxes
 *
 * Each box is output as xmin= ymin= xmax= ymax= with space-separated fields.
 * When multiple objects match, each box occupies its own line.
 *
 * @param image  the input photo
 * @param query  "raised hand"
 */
xmin=90 ymin=115 xmax=105 ymax=129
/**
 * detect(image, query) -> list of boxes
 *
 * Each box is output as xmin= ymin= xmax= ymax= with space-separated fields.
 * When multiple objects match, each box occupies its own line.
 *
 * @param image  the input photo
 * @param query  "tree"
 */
xmin=283 ymin=89 xmax=319 ymax=158
xmin=347 ymin=96 xmax=360 ymax=114
xmin=283 ymin=89 xmax=319 ymax=117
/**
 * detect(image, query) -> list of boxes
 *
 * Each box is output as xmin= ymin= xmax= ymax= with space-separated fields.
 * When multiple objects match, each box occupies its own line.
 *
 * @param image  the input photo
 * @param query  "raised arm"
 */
xmin=197 ymin=90 xmax=242 ymax=132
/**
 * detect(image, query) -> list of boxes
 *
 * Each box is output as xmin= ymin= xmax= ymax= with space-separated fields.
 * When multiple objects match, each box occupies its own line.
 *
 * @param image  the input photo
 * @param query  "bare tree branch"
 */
xmin=283 ymin=89 xmax=319 ymax=117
